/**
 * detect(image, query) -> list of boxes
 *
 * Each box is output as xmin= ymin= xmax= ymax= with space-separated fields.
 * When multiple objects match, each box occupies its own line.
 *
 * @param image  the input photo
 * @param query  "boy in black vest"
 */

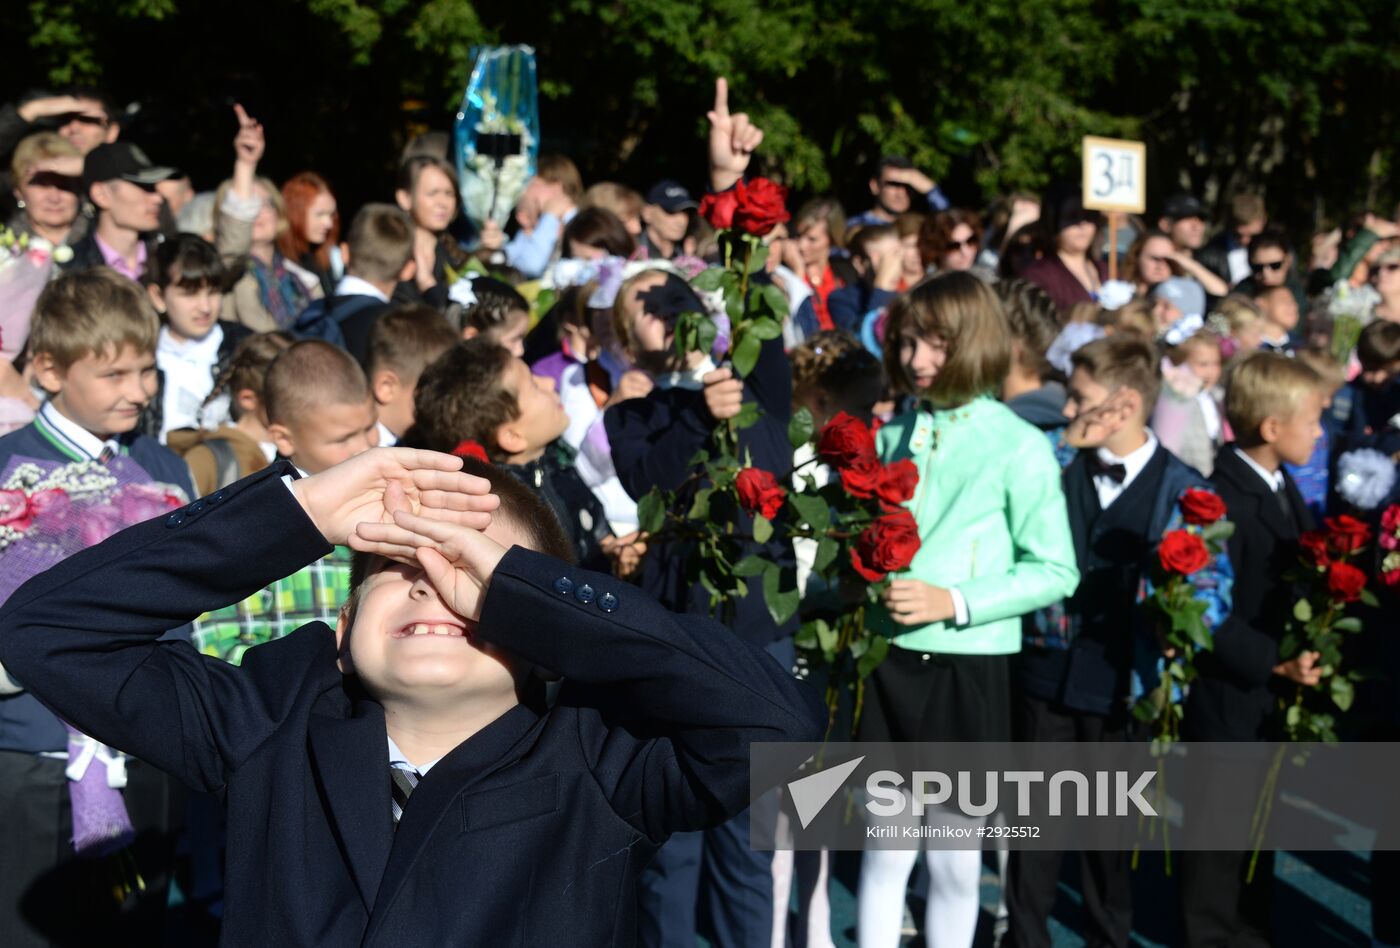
xmin=1007 ymin=336 xmax=1233 ymax=948
xmin=1180 ymin=352 xmax=1326 ymax=946
xmin=0 ymin=448 xmax=824 ymax=947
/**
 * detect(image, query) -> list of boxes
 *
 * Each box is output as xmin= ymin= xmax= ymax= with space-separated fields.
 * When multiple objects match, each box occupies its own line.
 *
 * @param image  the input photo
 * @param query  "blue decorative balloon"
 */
xmin=454 ymin=45 xmax=541 ymax=228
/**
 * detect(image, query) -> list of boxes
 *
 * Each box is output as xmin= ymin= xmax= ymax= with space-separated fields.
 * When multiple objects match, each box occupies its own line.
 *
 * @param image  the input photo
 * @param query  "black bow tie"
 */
xmin=1091 ymin=456 xmax=1127 ymax=484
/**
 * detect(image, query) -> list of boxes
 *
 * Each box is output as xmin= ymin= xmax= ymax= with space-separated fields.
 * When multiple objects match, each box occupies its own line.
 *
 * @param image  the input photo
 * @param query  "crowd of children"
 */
xmin=0 ymin=76 xmax=1398 ymax=948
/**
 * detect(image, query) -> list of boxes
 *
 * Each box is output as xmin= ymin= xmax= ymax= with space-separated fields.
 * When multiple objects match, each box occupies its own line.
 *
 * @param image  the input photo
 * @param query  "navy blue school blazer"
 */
xmin=0 ymin=463 xmax=824 ymax=947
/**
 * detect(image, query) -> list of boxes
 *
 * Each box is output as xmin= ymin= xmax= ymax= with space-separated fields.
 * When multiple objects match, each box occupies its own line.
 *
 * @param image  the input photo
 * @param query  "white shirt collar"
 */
xmin=39 ymin=400 xmax=121 ymax=461
xmin=1094 ymin=430 xmax=1158 ymax=490
xmin=387 ymin=733 xmax=441 ymax=775
xmin=1233 ymin=446 xmax=1285 ymax=492
xmin=376 ymin=422 xmax=398 ymax=448
xmin=157 ymin=323 xmax=224 ymax=361
xmin=335 ymin=274 xmax=390 ymax=303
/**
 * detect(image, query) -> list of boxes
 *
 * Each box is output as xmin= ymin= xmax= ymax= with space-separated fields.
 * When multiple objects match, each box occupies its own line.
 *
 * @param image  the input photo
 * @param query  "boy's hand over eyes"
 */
xmin=291 ymin=448 xmax=499 ymax=548
xmin=353 ymin=511 xmax=507 ymax=622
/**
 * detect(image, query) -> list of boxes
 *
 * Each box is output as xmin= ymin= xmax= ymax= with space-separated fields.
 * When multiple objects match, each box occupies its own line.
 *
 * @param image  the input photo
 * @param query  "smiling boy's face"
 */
xmin=337 ymin=514 xmax=533 ymax=708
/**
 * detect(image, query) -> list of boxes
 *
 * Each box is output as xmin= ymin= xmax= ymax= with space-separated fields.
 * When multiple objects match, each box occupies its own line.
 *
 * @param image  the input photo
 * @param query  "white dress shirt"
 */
xmin=1092 ymin=430 xmax=1159 ymax=510
xmin=156 ymin=324 xmax=224 ymax=440
xmin=388 ymin=734 xmax=441 ymax=775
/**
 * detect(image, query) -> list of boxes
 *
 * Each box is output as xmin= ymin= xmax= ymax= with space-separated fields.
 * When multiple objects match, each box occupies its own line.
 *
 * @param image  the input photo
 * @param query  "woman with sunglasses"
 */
xmin=8 ymin=131 xmax=85 ymax=251
xmin=917 ymin=209 xmax=995 ymax=281
xmin=1235 ymin=228 xmax=1309 ymax=315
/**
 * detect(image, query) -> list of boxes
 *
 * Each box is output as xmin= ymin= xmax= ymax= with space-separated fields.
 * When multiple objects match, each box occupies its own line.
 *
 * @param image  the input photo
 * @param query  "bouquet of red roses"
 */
xmin=785 ymin=412 xmax=921 ymax=734
xmin=1134 ymin=488 xmax=1233 ymax=745
xmin=631 ymin=183 xmax=920 ymax=736
xmin=1246 ymin=513 xmax=1376 ymax=882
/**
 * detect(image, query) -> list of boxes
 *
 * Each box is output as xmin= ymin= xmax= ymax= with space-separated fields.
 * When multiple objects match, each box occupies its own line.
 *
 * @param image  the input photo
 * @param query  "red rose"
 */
xmin=875 ymin=459 xmax=918 ymax=506
xmin=850 ymin=508 xmax=922 ymax=582
xmin=1325 ymin=515 xmax=1372 ymax=555
xmin=732 ymin=178 xmax=791 ymax=237
xmin=817 ymin=411 xmax=877 ymax=470
xmin=1158 ymin=529 xmax=1210 ymax=576
xmin=1381 ymin=504 xmax=1400 ymax=551
xmin=1326 ymin=561 xmax=1367 ymax=603
xmin=1299 ymin=531 xmax=1331 ymax=569
xmin=698 ymin=189 xmax=740 ymax=230
xmin=452 ymin=440 xmax=489 ymax=463
xmin=838 ymin=458 xmax=882 ymax=499
xmin=1179 ymin=488 xmax=1227 ymax=526
xmin=735 ymin=467 xmax=786 ymax=520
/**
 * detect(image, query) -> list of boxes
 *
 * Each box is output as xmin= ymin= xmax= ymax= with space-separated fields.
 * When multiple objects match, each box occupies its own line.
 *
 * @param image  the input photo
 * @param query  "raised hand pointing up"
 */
xmin=707 ymin=77 xmax=764 ymax=193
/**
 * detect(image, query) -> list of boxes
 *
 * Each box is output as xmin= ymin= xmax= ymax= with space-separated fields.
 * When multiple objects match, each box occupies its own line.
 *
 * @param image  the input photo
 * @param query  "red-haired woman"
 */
xmin=278 ymin=172 xmax=342 ymax=297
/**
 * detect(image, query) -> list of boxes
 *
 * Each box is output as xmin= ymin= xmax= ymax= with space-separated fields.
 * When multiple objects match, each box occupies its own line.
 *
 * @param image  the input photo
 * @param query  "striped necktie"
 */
xmin=390 ymin=766 xmax=421 ymax=827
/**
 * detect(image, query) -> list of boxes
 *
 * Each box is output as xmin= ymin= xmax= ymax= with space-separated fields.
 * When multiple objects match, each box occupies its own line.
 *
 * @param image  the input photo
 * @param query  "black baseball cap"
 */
xmin=82 ymin=142 xmax=177 ymax=191
xmin=646 ymin=179 xmax=698 ymax=213
xmin=1161 ymin=192 xmax=1205 ymax=222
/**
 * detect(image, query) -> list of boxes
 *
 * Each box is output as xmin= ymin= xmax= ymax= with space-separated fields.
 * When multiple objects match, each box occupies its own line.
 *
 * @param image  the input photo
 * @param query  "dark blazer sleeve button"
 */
xmin=189 ymin=500 xmax=205 ymax=514
xmin=598 ymin=592 xmax=618 ymax=613
xmin=553 ymin=577 xmax=574 ymax=596
xmin=207 ymin=490 xmax=225 ymax=505
xmin=165 ymin=512 xmax=184 ymax=528
xmin=574 ymin=583 xmax=595 ymax=604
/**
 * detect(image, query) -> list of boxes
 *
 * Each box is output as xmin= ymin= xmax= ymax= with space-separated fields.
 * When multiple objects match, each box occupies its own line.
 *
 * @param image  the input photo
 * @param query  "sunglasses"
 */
xmin=1250 ymin=259 xmax=1286 ymax=273
xmin=58 ymin=112 xmax=109 ymax=128
xmin=945 ymin=236 xmax=979 ymax=253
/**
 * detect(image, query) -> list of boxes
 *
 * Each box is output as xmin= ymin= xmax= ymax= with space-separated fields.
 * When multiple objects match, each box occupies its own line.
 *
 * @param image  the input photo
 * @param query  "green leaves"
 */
xmin=673 ymin=311 xmax=718 ymax=363
xmin=761 ymin=561 xmax=799 ymax=626
xmin=637 ymin=491 xmax=666 ymax=534
xmin=751 ymin=514 xmax=774 ymax=544
xmin=788 ymin=407 xmax=815 ymax=450
xmin=789 ymin=493 xmax=830 ymax=532
xmin=730 ymin=331 xmax=762 ymax=379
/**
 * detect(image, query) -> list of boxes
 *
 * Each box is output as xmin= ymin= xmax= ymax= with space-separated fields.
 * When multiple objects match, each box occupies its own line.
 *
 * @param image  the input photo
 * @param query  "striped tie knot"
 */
xmin=390 ymin=766 xmax=421 ymax=826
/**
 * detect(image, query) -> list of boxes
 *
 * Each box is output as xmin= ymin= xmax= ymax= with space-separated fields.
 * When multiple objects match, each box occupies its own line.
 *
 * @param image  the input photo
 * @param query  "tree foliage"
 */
xmin=4 ymin=0 xmax=1399 ymax=229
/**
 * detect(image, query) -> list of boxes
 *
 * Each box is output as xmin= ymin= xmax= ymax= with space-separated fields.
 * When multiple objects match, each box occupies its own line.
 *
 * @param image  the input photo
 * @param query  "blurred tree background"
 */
xmin=5 ymin=0 xmax=1400 ymax=233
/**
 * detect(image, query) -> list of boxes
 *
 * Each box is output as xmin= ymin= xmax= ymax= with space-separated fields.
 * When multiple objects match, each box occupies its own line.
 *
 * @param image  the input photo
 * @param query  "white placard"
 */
xmin=1082 ymin=136 xmax=1146 ymax=214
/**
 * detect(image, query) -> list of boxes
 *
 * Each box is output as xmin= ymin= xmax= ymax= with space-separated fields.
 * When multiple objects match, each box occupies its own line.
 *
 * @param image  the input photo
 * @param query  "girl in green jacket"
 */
xmin=857 ymin=272 xmax=1079 ymax=948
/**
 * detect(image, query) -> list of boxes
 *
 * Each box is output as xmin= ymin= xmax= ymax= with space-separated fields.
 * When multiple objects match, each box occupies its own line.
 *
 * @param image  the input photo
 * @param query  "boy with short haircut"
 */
xmin=298 ymin=203 xmax=417 ymax=366
xmin=0 ymin=449 xmax=825 ymax=947
xmin=1006 ymin=335 xmax=1233 ymax=948
xmin=366 ymin=304 xmax=458 ymax=447
xmin=411 ymin=339 xmax=620 ymax=574
xmin=192 ymin=340 xmax=378 ymax=656
xmin=1180 ymin=352 xmax=1326 ymax=946
xmin=0 ymin=267 xmax=193 ymax=948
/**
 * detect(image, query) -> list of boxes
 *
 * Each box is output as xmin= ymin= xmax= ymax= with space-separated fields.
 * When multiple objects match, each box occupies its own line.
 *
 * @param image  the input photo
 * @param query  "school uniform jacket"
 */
xmin=0 ymin=462 xmax=825 ymax=947
xmin=1186 ymin=445 xmax=1315 ymax=742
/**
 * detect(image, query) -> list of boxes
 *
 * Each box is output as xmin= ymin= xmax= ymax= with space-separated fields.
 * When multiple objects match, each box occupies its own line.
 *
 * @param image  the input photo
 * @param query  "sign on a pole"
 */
xmin=1082 ymin=136 xmax=1146 ymax=214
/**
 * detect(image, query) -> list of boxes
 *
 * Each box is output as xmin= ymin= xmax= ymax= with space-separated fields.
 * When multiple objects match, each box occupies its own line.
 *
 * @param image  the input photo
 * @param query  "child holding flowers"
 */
xmin=1007 ymin=335 xmax=1234 ymax=948
xmin=1180 ymin=351 xmax=1326 ymax=947
xmin=857 ymin=272 xmax=1079 ymax=948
